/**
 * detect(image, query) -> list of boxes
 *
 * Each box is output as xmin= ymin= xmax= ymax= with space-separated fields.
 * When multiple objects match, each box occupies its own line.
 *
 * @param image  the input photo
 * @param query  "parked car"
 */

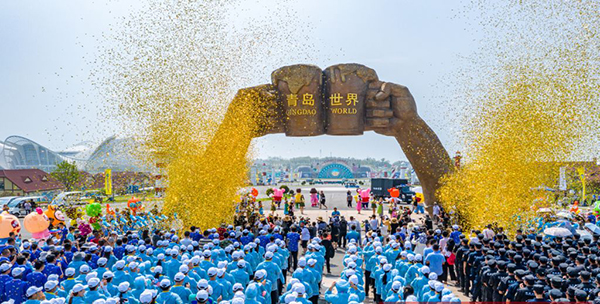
xmin=7 ymin=196 xmax=45 ymax=217
xmin=0 ymin=196 xmax=18 ymax=208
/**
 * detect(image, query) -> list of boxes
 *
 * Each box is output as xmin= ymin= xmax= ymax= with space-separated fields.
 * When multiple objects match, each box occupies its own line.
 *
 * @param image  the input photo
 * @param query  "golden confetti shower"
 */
xmin=439 ymin=0 xmax=600 ymax=232
xmin=94 ymin=0 xmax=314 ymax=229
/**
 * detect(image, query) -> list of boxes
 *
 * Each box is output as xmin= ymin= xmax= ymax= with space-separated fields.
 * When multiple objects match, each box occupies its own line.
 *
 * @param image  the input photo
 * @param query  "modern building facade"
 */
xmin=0 ymin=135 xmax=148 ymax=173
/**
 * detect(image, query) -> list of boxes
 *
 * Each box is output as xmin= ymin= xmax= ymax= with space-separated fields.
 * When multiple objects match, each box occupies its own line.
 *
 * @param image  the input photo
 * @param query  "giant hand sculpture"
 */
xmin=211 ymin=64 xmax=453 ymax=214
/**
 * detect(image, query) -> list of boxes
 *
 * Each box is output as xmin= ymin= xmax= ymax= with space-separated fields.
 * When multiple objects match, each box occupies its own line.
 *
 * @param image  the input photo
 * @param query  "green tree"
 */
xmin=51 ymin=161 xmax=80 ymax=191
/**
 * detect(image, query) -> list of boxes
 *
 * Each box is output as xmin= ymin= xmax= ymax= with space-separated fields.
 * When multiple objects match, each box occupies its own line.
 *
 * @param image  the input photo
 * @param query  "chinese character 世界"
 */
xmin=330 ymin=93 xmax=342 ymax=106
xmin=346 ymin=93 xmax=358 ymax=106
xmin=287 ymin=94 xmax=298 ymax=107
xmin=302 ymin=93 xmax=315 ymax=106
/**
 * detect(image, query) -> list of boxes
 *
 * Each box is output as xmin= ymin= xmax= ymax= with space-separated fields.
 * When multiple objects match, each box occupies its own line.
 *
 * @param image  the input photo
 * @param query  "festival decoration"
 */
xmin=106 ymin=204 xmax=116 ymax=216
xmin=45 ymin=205 xmax=65 ymax=227
xmin=23 ymin=208 xmax=50 ymax=239
xmin=78 ymin=219 xmax=92 ymax=236
xmin=593 ymin=201 xmax=600 ymax=217
xmin=569 ymin=201 xmax=581 ymax=215
xmin=271 ymin=188 xmax=284 ymax=201
xmin=359 ymin=188 xmax=371 ymax=201
xmin=127 ymin=197 xmax=142 ymax=216
xmin=0 ymin=211 xmax=21 ymax=239
xmin=86 ymin=202 xmax=103 ymax=230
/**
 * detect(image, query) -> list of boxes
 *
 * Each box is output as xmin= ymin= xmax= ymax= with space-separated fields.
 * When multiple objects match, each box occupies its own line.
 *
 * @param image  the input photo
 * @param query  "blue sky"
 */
xmin=0 ymin=0 xmax=485 ymax=161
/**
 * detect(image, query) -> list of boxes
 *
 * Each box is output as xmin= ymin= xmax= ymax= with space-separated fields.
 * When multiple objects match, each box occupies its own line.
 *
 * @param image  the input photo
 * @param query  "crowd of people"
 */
xmin=3 ymin=185 xmax=600 ymax=304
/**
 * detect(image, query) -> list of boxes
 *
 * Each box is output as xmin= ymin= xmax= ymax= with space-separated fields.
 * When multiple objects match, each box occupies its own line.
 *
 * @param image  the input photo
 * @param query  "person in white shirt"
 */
xmin=482 ymin=224 xmax=495 ymax=239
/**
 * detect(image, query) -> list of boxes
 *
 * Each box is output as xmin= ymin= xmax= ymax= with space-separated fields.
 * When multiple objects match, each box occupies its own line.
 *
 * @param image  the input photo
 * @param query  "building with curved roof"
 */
xmin=0 ymin=135 xmax=148 ymax=173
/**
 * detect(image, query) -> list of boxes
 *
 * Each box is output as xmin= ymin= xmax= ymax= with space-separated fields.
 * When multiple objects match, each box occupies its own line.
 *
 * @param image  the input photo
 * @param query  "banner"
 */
xmin=577 ymin=167 xmax=586 ymax=202
xmin=559 ymin=167 xmax=567 ymax=191
xmin=105 ymin=169 xmax=113 ymax=196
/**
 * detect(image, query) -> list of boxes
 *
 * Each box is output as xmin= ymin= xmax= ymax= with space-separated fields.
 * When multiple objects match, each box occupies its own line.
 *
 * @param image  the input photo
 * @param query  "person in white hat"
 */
xmin=195 ymin=289 xmax=211 ymax=303
xmin=67 ymin=283 xmax=86 ymax=304
xmin=26 ymin=286 xmax=46 ymax=302
xmin=384 ymin=280 xmax=403 ymax=302
xmin=43 ymin=280 xmax=60 ymax=300
xmin=256 ymin=251 xmax=284 ymax=302
xmin=155 ymin=279 xmax=183 ymax=303
xmin=206 ymin=267 xmax=225 ymax=302
xmin=100 ymin=271 xmax=118 ymax=297
xmin=139 ymin=289 xmax=157 ymax=304
xmin=411 ymin=266 xmax=430 ymax=298
xmin=60 ymin=268 xmax=77 ymax=293
xmin=116 ymin=282 xmax=138 ymax=304
xmin=171 ymin=272 xmax=192 ymax=303
xmin=84 ymin=277 xmax=105 ymax=303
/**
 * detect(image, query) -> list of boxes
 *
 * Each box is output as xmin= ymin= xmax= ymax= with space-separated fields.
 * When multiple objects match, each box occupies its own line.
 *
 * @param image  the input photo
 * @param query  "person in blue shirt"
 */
xmin=172 ymin=272 xmax=193 ymax=302
xmin=155 ymin=279 xmax=184 ymax=304
xmin=83 ymin=277 xmax=106 ymax=303
xmin=450 ymin=225 xmax=462 ymax=245
xmin=115 ymin=281 xmax=139 ymax=304
xmin=0 ymin=262 xmax=13 ymax=302
xmin=286 ymin=226 xmax=301 ymax=270
xmin=425 ymin=244 xmax=445 ymax=276
xmin=6 ymin=267 xmax=28 ymax=304
xmin=207 ymin=267 xmax=225 ymax=302
xmin=25 ymin=261 xmax=47 ymax=288
xmin=42 ymin=254 xmax=62 ymax=279
xmin=331 ymin=207 xmax=341 ymax=218
xmin=384 ymin=281 xmax=403 ymax=302
xmin=66 ymin=283 xmax=87 ymax=304
xmin=24 ymin=286 xmax=45 ymax=304
xmin=346 ymin=226 xmax=360 ymax=246
xmin=256 ymin=251 xmax=284 ymax=300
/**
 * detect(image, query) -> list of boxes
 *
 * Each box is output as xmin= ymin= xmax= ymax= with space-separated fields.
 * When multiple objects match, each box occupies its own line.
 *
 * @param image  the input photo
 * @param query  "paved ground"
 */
xmin=255 ymin=184 xmax=469 ymax=303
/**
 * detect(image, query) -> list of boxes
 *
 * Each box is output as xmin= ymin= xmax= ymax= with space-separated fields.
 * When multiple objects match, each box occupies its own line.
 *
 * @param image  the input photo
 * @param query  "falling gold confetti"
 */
xmin=439 ymin=0 xmax=600 ymax=232
xmin=93 ymin=0 xmax=315 ymax=229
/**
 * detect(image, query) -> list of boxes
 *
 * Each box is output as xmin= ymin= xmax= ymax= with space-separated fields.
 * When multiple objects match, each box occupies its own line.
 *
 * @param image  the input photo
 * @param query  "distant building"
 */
xmin=0 ymin=135 xmax=148 ymax=173
xmin=0 ymin=169 xmax=64 ymax=196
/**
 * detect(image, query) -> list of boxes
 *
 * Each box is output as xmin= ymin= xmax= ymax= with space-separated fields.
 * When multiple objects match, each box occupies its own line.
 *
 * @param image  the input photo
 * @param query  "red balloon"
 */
xmin=251 ymin=188 xmax=259 ymax=197
xmin=388 ymin=188 xmax=400 ymax=198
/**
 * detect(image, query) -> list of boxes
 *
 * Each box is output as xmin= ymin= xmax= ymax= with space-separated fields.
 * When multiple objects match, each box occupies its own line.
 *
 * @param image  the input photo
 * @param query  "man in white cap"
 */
xmin=25 ymin=286 xmax=45 ymax=302
xmin=100 ymin=271 xmax=118 ymax=297
xmin=155 ymin=279 xmax=183 ymax=303
xmin=43 ymin=280 xmax=60 ymax=300
xmin=411 ymin=266 xmax=430 ymax=299
xmin=139 ymin=289 xmax=157 ymax=304
xmin=207 ymin=267 xmax=225 ymax=302
xmin=248 ymin=269 xmax=271 ymax=304
xmin=195 ymin=289 xmax=211 ymax=304
xmin=256 ymin=251 xmax=284 ymax=302
xmin=384 ymin=281 xmax=403 ymax=302
xmin=84 ymin=277 xmax=106 ymax=303
xmin=6 ymin=267 xmax=28 ymax=303
xmin=115 ymin=281 xmax=138 ymax=304
xmin=171 ymin=272 xmax=192 ymax=302
xmin=68 ymin=283 xmax=86 ymax=304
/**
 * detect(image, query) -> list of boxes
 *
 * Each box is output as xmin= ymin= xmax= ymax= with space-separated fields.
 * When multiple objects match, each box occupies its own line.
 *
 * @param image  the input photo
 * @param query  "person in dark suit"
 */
xmin=321 ymin=231 xmax=335 ymax=274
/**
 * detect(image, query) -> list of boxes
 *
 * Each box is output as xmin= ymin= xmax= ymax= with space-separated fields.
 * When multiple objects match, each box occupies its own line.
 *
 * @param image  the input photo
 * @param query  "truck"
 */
xmin=370 ymin=178 xmax=415 ymax=203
